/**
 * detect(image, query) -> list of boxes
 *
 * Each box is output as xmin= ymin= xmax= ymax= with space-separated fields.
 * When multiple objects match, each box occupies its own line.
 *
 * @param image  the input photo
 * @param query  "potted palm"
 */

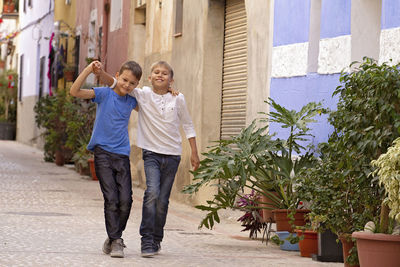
xmin=248 ymin=99 xmax=323 ymax=232
xmin=351 ymin=137 xmax=400 ymax=267
xmin=183 ymin=99 xmax=324 ymax=232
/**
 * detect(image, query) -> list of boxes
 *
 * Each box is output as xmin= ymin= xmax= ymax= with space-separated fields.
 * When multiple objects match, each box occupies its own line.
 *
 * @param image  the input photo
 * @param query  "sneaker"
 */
xmin=141 ymin=248 xmax=156 ymax=258
xmin=102 ymin=238 xmax=111 ymax=254
xmin=154 ymin=241 xmax=161 ymax=254
xmin=110 ymin=238 xmax=126 ymax=258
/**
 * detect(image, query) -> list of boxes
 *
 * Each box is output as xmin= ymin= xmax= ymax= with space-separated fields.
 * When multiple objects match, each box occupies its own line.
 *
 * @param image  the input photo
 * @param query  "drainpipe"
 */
xmin=102 ymin=0 xmax=110 ymax=71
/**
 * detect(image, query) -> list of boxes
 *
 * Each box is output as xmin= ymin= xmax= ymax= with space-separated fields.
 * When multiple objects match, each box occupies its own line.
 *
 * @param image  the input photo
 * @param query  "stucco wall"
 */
xmin=379 ymin=0 xmax=400 ymax=64
xmin=75 ymin=0 xmax=102 ymax=73
xmin=54 ymin=0 xmax=76 ymax=67
xmin=170 ymin=0 xmax=225 ymax=204
xmin=269 ymin=0 xmax=344 ymax=148
xmin=106 ymin=0 xmax=131 ymax=74
xmin=17 ymin=1 xmax=54 ymax=146
xmin=245 ymin=0 xmax=273 ymax=125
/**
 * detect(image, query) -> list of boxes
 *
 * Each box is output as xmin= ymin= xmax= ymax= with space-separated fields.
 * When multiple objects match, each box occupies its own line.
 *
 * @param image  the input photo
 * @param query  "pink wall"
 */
xmin=104 ymin=0 xmax=130 ymax=75
xmin=75 ymin=0 xmax=130 ymax=75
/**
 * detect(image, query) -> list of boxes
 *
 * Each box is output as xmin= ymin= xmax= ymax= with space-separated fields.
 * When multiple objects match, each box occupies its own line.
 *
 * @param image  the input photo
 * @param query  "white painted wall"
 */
xmin=17 ymin=0 xmax=54 ymax=145
xmin=18 ymin=0 xmax=54 ymax=98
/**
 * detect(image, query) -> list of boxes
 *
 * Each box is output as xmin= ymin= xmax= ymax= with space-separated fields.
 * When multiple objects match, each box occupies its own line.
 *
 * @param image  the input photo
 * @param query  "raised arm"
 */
xmin=96 ymin=65 xmax=115 ymax=87
xmin=69 ymin=62 xmax=97 ymax=99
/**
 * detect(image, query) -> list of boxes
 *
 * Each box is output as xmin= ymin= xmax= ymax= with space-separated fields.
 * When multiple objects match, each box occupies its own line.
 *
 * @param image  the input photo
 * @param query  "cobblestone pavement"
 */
xmin=0 ymin=141 xmax=343 ymax=267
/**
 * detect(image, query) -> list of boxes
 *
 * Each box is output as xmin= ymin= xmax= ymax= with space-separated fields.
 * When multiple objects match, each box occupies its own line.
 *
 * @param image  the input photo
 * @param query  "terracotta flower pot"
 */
xmin=352 ymin=231 xmax=400 ymax=267
xmin=339 ymin=234 xmax=359 ymax=267
xmin=294 ymin=229 xmax=318 ymax=257
xmin=88 ymin=158 xmax=98 ymax=181
xmin=55 ymin=149 xmax=65 ymax=166
xmin=272 ymin=209 xmax=310 ymax=232
xmin=63 ymin=70 xmax=75 ymax=82
xmin=259 ymin=191 xmax=278 ymax=223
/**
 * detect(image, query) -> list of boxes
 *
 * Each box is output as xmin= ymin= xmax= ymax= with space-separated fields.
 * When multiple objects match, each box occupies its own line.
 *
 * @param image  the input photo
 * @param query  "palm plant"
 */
xmin=183 ymin=98 xmax=325 ymax=229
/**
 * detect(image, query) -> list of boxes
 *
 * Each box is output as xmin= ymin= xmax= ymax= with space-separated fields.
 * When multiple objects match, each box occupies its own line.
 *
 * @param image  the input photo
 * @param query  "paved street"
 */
xmin=0 ymin=141 xmax=343 ymax=267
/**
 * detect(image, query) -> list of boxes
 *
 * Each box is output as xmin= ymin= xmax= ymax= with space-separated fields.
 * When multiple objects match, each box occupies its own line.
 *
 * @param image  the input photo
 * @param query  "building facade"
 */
xmin=9 ymin=0 xmax=400 ymax=204
xmin=16 ymin=0 xmax=54 ymax=146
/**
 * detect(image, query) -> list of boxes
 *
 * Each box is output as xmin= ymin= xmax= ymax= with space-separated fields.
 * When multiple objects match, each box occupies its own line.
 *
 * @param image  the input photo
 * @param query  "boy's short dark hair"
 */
xmin=151 ymin=61 xmax=174 ymax=79
xmin=119 ymin=61 xmax=142 ymax=80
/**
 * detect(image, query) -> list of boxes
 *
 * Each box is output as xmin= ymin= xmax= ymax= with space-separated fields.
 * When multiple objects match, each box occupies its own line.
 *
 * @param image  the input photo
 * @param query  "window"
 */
xmin=174 ymin=0 xmax=183 ymax=37
xmin=110 ymin=0 xmax=123 ymax=31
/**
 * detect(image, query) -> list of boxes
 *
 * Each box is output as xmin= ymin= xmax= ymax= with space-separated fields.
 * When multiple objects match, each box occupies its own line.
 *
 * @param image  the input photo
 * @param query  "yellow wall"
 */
xmin=54 ymin=0 xmax=77 ymax=88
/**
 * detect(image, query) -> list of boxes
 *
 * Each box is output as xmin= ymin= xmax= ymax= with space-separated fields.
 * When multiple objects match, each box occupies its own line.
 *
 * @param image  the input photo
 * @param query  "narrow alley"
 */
xmin=0 ymin=141 xmax=343 ymax=267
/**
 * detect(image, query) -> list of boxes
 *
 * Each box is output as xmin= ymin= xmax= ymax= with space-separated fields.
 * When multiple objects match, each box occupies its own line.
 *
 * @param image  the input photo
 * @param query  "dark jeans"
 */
xmin=140 ymin=149 xmax=181 ymax=250
xmin=94 ymin=146 xmax=133 ymax=241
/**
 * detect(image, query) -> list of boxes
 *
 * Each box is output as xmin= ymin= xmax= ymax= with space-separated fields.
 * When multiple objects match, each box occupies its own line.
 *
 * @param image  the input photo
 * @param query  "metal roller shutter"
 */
xmin=220 ymin=0 xmax=247 ymax=140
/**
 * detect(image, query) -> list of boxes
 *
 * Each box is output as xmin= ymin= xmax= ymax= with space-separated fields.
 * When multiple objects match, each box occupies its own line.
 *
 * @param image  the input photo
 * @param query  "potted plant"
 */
xmin=351 ymin=137 xmax=400 ymax=267
xmin=63 ymin=63 xmax=76 ymax=82
xmin=182 ymin=119 xmax=277 ymax=229
xmin=292 ymin=214 xmax=323 ymax=258
xmin=298 ymin=57 xmax=400 ymax=266
xmin=182 ymin=99 xmax=324 ymax=233
xmin=235 ymin=190 xmax=266 ymax=239
xmin=64 ymin=97 xmax=96 ymax=175
xmin=247 ymin=99 xmax=324 ymax=232
xmin=0 ymin=71 xmax=18 ymax=140
xmin=34 ymin=89 xmax=70 ymax=165
xmin=3 ymin=0 xmax=16 ymax=13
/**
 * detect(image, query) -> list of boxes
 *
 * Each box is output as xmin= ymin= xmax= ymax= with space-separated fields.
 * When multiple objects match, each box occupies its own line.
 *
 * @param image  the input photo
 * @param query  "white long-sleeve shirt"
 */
xmin=130 ymin=86 xmax=196 ymax=155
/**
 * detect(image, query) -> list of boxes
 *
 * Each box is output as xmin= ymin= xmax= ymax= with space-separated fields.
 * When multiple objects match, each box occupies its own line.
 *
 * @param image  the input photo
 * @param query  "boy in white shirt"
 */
xmin=98 ymin=61 xmax=200 ymax=257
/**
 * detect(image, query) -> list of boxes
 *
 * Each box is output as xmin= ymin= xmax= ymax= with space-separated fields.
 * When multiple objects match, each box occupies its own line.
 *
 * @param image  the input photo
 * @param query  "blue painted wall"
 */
xmin=273 ymin=0 xmax=311 ymax=46
xmin=320 ymin=0 xmax=351 ymax=38
xmin=269 ymin=74 xmax=341 ymax=150
xmin=382 ymin=0 xmax=400 ymax=29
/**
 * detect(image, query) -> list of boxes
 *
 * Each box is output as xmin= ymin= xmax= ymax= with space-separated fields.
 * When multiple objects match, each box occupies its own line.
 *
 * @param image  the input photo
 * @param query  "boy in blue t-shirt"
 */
xmin=70 ymin=60 xmax=142 ymax=258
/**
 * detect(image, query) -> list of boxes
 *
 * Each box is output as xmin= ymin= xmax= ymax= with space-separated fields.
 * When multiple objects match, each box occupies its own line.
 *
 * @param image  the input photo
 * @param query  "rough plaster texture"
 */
xmin=379 ymin=27 xmax=400 ymax=64
xmin=16 ymin=96 xmax=40 ymax=146
xmin=245 ymin=0 xmax=272 ymax=124
xmin=318 ymin=35 xmax=351 ymax=74
xmin=170 ymin=0 xmax=224 ymax=205
xmin=271 ymin=43 xmax=308 ymax=78
xmin=351 ymin=0 xmax=381 ymax=63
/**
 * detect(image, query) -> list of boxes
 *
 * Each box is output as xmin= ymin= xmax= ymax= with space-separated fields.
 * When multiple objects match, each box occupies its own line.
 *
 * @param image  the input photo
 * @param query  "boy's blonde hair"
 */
xmin=119 ymin=61 xmax=142 ymax=80
xmin=150 ymin=61 xmax=174 ymax=79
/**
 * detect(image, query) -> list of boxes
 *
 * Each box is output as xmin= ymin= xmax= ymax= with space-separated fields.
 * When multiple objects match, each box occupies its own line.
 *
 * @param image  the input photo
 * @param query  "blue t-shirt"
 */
xmin=87 ymin=87 xmax=137 ymax=156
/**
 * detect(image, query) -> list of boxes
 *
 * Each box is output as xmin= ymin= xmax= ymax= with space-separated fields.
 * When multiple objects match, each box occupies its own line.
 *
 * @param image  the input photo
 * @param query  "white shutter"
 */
xmin=221 ymin=0 xmax=247 ymax=140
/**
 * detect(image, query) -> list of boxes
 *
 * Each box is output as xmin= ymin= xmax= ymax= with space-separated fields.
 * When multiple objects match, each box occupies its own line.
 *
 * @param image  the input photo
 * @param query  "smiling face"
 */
xmin=149 ymin=65 xmax=173 ymax=91
xmin=114 ymin=70 xmax=139 ymax=96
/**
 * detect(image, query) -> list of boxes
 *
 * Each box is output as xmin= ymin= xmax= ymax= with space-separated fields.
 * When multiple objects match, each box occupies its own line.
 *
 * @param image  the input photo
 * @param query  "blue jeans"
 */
xmin=140 ymin=149 xmax=181 ymax=250
xmin=94 ymin=146 xmax=133 ymax=241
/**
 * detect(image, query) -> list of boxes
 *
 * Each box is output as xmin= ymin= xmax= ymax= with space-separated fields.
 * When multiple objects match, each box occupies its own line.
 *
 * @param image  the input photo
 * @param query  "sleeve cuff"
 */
xmin=111 ymin=77 xmax=117 ymax=89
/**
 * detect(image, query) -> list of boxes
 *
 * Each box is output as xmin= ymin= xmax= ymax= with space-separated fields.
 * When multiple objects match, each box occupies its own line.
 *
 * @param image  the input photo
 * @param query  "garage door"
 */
xmin=220 ymin=0 xmax=247 ymax=140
